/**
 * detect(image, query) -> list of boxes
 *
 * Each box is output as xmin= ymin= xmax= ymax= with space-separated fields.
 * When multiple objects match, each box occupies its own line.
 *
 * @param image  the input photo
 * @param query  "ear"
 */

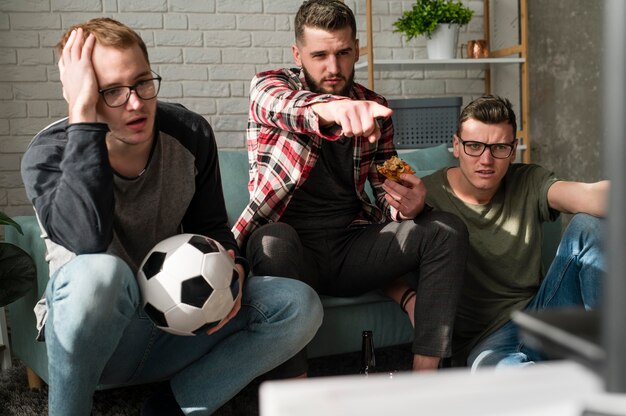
xmin=510 ymin=139 xmax=519 ymax=163
xmin=355 ymin=38 xmax=360 ymax=62
xmin=292 ymin=43 xmax=302 ymax=67
xmin=452 ymin=134 xmax=461 ymax=159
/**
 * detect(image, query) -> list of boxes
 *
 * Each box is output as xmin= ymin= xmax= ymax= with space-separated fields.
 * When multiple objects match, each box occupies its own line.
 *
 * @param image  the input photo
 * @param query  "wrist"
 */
xmin=69 ymin=105 xmax=98 ymax=124
xmin=234 ymin=256 xmax=250 ymax=278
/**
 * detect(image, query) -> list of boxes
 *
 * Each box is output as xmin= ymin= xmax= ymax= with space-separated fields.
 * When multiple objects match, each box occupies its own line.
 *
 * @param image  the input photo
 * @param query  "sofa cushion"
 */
xmin=217 ymin=150 xmax=249 ymax=225
xmin=308 ymin=293 xmax=413 ymax=358
xmin=398 ymin=143 xmax=457 ymax=177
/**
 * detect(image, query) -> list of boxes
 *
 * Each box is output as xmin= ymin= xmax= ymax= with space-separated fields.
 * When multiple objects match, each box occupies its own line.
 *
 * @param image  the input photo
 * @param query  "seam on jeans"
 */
xmin=543 ymin=254 xmax=577 ymax=305
xmin=241 ymin=299 xmax=270 ymax=323
xmin=126 ymin=320 xmax=161 ymax=382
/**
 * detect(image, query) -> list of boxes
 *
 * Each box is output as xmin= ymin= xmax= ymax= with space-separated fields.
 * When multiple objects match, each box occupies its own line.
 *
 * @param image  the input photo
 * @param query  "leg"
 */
xmin=45 ymin=254 xmax=141 ymax=415
xmin=246 ymin=222 xmax=320 ymax=288
xmin=154 ymin=276 xmax=321 ymax=415
xmin=245 ymin=222 xmax=321 ymax=377
xmin=467 ymin=320 xmax=539 ymax=371
xmin=469 ymin=214 xmax=605 ymax=370
xmin=531 ymin=213 xmax=604 ymax=310
xmin=330 ymin=211 xmax=469 ymax=368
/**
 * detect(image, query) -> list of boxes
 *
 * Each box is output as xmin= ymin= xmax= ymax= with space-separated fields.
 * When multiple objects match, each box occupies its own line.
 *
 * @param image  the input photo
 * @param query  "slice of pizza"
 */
xmin=376 ymin=155 xmax=416 ymax=183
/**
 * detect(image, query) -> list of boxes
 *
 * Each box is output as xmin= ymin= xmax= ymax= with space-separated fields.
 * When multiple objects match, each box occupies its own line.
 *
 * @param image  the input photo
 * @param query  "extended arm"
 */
xmin=248 ymin=70 xmax=346 ymax=138
xmin=547 ymin=180 xmax=610 ymax=217
xmin=249 ymin=70 xmax=391 ymax=142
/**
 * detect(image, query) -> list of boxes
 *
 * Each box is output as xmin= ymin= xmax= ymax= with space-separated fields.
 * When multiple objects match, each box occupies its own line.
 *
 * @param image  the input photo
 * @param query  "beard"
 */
xmin=302 ymin=65 xmax=355 ymax=97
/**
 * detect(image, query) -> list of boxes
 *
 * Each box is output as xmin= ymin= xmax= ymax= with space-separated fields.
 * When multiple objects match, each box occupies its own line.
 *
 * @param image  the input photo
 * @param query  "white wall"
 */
xmin=0 ymin=0 xmax=485 ymax=220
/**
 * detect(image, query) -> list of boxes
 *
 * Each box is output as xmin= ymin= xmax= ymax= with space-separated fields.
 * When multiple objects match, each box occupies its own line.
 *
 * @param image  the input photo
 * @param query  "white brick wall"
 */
xmin=0 ymin=0 xmax=486 ymax=221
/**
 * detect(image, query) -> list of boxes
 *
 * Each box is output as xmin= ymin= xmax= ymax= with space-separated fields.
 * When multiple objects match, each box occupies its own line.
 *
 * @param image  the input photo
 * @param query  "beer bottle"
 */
xmin=359 ymin=330 xmax=376 ymax=375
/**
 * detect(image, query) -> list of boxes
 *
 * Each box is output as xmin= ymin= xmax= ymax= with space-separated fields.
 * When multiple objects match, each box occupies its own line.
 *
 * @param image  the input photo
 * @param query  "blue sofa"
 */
xmin=6 ymin=144 xmax=562 ymax=387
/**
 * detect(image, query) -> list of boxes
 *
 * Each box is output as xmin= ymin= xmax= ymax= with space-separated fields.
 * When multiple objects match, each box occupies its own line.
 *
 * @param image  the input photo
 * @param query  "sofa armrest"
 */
xmin=6 ymin=216 xmax=49 ymax=299
xmin=5 ymin=215 xmax=50 ymax=383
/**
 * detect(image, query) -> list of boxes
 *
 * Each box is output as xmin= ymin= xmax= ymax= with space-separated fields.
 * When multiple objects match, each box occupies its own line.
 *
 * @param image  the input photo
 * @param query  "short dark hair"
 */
xmin=458 ymin=95 xmax=517 ymax=138
xmin=294 ymin=0 xmax=357 ymax=44
xmin=56 ymin=18 xmax=149 ymax=64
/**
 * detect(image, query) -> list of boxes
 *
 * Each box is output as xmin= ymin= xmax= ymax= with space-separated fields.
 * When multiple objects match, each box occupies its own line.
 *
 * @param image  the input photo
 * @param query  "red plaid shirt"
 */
xmin=232 ymin=67 xmax=397 ymax=247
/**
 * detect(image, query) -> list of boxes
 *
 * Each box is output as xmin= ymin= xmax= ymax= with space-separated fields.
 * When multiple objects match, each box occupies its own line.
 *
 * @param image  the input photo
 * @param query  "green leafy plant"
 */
xmin=1 ymin=211 xmax=36 ymax=306
xmin=1 ymin=210 xmax=22 ymax=234
xmin=393 ymin=0 xmax=474 ymax=40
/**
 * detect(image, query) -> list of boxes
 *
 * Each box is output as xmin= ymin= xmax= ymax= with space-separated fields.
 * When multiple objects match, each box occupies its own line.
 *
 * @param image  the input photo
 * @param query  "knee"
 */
xmin=49 ymin=254 xmax=137 ymax=312
xmin=282 ymin=278 xmax=323 ymax=342
xmin=247 ymin=276 xmax=323 ymax=338
xmin=567 ymin=213 xmax=602 ymax=236
xmin=247 ymin=223 xmax=300 ymax=253
xmin=563 ymin=213 xmax=603 ymax=249
xmin=246 ymin=223 xmax=303 ymax=275
xmin=427 ymin=211 xmax=469 ymax=247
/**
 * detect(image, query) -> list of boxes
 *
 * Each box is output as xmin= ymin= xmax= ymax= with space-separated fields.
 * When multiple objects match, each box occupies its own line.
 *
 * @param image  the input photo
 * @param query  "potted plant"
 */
xmin=393 ymin=0 xmax=474 ymax=59
xmin=0 ymin=211 xmax=36 ymax=306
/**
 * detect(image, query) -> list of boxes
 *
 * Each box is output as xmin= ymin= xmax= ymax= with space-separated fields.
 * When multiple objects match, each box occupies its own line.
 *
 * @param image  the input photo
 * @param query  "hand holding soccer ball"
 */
xmin=137 ymin=234 xmax=241 ymax=336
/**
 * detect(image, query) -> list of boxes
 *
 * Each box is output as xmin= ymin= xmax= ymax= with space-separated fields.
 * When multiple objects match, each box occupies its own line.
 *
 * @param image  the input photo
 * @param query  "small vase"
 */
xmin=426 ymin=23 xmax=460 ymax=59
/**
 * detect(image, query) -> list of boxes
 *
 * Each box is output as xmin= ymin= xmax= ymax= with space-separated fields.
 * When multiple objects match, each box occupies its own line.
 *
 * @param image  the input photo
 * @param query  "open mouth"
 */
xmin=127 ymin=117 xmax=147 ymax=129
xmin=476 ymin=169 xmax=495 ymax=177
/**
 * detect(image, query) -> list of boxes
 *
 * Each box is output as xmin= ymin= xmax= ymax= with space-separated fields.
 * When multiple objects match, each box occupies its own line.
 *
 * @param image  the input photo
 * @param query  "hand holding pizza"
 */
xmin=378 ymin=156 xmax=427 ymax=220
xmin=376 ymin=156 xmax=416 ymax=183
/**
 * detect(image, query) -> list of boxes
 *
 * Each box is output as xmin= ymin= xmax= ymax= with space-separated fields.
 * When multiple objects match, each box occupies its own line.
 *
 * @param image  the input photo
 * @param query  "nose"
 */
xmin=478 ymin=147 xmax=494 ymax=163
xmin=126 ymin=90 xmax=144 ymax=111
xmin=326 ymin=55 xmax=339 ymax=74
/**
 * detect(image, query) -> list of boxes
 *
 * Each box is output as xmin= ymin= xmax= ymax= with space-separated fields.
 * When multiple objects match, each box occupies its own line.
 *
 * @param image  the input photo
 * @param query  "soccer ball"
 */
xmin=136 ymin=234 xmax=240 ymax=336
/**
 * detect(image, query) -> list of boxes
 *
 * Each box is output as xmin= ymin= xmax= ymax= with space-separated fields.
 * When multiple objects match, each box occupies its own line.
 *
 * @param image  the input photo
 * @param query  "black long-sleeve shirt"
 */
xmin=22 ymin=101 xmax=239 ymax=276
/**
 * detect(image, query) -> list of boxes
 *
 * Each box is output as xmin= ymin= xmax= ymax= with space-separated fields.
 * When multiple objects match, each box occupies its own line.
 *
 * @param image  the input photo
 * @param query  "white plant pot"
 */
xmin=426 ymin=23 xmax=460 ymax=59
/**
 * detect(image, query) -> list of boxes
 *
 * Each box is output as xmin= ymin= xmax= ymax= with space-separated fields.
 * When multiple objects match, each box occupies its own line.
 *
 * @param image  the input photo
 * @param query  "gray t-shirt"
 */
xmin=422 ymin=163 xmax=559 ymax=362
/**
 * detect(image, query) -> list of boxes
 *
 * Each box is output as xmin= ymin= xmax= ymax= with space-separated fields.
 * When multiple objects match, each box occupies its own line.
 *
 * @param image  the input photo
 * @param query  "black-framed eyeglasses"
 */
xmin=98 ymin=71 xmax=162 ymax=108
xmin=456 ymin=135 xmax=517 ymax=159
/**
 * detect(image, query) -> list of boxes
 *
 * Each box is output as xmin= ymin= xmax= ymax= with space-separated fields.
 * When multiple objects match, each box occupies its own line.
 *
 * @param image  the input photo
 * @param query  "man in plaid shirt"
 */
xmin=234 ymin=0 xmax=469 ymax=375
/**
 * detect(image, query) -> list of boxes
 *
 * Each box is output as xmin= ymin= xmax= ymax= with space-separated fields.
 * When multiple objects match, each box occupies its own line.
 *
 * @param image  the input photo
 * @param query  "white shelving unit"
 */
xmin=357 ymin=0 xmax=530 ymax=161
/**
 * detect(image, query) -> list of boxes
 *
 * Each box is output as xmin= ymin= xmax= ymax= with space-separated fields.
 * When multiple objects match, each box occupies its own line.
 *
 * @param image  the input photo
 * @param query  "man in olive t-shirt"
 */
xmin=421 ymin=95 xmax=608 ymax=369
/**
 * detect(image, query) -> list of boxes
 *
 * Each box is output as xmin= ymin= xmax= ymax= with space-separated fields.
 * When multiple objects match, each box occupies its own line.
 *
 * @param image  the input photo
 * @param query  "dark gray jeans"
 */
xmin=246 ymin=210 xmax=468 ymax=375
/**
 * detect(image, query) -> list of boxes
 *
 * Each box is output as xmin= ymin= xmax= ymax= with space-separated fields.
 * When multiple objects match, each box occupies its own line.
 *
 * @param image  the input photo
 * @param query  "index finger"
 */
xmin=371 ymin=102 xmax=393 ymax=118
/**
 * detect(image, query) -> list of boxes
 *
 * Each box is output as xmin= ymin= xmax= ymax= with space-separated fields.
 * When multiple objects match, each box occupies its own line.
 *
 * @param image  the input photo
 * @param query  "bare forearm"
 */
xmin=548 ymin=180 xmax=610 ymax=217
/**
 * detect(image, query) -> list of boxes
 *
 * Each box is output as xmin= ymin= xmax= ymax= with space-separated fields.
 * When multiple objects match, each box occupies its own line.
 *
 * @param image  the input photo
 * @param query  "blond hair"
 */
xmin=56 ymin=17 xmax=149 ymax=63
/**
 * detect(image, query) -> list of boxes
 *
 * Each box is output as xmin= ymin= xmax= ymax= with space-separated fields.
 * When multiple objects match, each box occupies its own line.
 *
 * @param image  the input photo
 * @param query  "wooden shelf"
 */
xmin=359 ymin=0 xmax=530 ymax=162
xmin=356 ymin=57 xmax=525 ymax=70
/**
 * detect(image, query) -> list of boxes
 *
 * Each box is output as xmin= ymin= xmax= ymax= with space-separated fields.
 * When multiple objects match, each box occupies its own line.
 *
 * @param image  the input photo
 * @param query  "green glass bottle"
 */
xmin=359 ymin=330 xmax=376 ymax=375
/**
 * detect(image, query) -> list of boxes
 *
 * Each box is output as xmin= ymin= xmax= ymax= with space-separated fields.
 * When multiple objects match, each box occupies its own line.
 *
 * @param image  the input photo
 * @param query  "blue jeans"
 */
xmin=468 ymin=213 xmax=604 ymax=370
xmin=44 ymin=254 xmax=323 ymax=415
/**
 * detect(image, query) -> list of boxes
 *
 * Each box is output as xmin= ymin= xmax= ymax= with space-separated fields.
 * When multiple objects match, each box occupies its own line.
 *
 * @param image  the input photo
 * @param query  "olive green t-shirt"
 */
xmin=422 ymin=163 xmax=560 ymax=363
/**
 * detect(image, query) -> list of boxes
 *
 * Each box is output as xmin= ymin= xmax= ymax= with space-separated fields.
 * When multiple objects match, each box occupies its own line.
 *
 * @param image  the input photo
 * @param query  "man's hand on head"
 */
xmin=59 ymin=28 xmax=99 ymax=124
xmin=312 ymin=100 xmax=393 ymax=143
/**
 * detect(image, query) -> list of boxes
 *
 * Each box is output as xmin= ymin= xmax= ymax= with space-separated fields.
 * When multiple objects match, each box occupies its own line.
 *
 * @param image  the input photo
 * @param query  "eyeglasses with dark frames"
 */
xmin=98 ymin=71 xmax=162 ymax=108
xmin=456 ymin=135 xmax=517 ymax=159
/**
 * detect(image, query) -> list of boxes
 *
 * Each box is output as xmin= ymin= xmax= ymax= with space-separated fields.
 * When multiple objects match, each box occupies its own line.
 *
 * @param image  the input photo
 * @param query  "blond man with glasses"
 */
xmin=20 ymin=18 xmax=322 ymax=416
